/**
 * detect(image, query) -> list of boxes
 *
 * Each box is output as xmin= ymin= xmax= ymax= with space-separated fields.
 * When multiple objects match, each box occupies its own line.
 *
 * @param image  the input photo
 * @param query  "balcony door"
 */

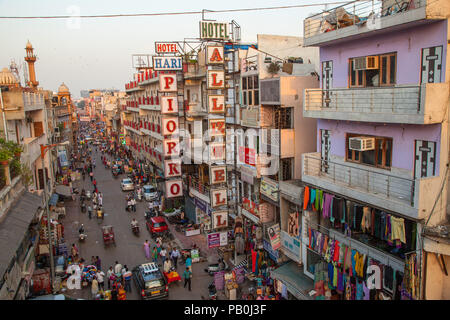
xmin=414 ymin=140 xmax=436 ymax=179
xmin=320 ymin=129 xmax=331 ymax=173
xmin=321 ymin=61 xmax=333 ymax=107
xmin=421 ymin=46 xmax=443 ymax=84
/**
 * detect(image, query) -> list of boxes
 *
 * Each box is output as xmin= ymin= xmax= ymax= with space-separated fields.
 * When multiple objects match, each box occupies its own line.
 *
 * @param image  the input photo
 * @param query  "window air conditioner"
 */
xmin=353 ymin=57 xmax=366 ymax=70
xmin=349 ymin=137 xmax=375 ymax=151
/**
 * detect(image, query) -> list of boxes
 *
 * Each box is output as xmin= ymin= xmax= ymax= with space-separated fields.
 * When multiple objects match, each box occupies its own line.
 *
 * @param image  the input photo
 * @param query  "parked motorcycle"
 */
xmin=204 ymin=258 xmax=229 ymax=275
xmin=79 ymin=233 xmax=87 ymax=242
xmin=132 ymin=225 xmax=140 ymax=236
xmin=208 ymin=282 xmax=217 ymax=300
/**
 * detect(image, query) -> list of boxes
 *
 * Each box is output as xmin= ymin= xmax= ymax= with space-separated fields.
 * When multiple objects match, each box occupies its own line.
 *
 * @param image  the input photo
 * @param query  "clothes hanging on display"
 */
xmin=303 ymin=186 xmax=310 ymax=210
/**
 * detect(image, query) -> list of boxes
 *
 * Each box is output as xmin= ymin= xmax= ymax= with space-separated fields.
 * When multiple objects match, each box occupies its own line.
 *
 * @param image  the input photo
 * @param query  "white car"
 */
xmin=143 ymin=185 xmax=158 ymax=202
xmin=121 ymin=178 xmax=135 ymax=191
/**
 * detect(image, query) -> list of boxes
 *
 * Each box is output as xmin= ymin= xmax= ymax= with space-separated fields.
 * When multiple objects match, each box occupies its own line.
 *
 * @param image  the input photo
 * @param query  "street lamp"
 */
xmin=40 ymin=141 xmax=69 ymax=294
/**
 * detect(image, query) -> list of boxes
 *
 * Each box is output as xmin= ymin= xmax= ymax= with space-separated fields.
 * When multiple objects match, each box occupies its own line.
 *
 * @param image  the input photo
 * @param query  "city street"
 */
xmin=62 ymin=147 xmax=219 ymax=300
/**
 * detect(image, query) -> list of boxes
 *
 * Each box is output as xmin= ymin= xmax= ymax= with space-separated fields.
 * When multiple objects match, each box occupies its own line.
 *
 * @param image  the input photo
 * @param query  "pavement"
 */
xmin=58 ymin=146 xmax=224 ymax=300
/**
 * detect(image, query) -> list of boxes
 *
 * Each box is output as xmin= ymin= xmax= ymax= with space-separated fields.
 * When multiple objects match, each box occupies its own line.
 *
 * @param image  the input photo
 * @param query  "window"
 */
xmin=242 ymin=75 xmax=259 ymax=106
xmin=349 ymin=53 xmax=396 ymax=88
xmin=346 ymin=133 xmax=392 ymax=169
xmin=281 ymin=158 xmax=293 ymax=181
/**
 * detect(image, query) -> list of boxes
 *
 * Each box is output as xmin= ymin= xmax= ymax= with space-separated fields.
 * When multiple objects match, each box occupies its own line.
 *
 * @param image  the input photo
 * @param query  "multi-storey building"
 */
xmin=296 ymin=0 xmax=450 ymax=300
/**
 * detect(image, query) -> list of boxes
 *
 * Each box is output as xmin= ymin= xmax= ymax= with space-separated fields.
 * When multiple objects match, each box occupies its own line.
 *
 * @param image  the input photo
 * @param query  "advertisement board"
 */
xmin=155 ymin=42 xmax=179 ymax=54
xmin=260 ymin=177 xmax=279 ymax=202
xmin=200 ymin=21 xmax=229 ymax=40
xmin=207 ymin=232 xmax=228 ymax=248
xmin=206 ymin=45 xmax=225 ymax=65
xmin=159 ymin=74 xmax=177 ymax=92
xmin=153 ymin=56 xmax=182 ymax=71
xmin=165 ymin=179 xmax=183 ymax=198
xmin=267 ymin=224 xmax=281 ymax=250
xmin=160 ymin=96 xmax=178 ymax=114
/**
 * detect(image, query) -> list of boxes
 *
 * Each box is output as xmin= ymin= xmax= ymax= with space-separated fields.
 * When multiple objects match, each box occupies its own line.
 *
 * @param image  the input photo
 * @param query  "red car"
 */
xmin=146 ymin=216 xmax=169 ymax=239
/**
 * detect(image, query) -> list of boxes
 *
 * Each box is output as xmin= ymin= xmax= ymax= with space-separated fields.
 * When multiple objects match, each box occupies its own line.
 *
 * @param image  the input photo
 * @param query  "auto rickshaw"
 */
xmin=102 ymin=225 xmax=116 ymax=247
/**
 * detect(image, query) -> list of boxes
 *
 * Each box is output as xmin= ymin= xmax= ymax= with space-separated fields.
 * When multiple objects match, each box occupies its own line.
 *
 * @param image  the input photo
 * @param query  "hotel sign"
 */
xmin=207 ymin=70 xmax=225 ymax=90
xmin=212 ymin=210 xmax=228 ymax=229
xmin=164 ymin=158 xmax=181 ymax=178
xmin=206 ymin=45 xmax=225 ymax=65
xmin=199 ymin=21 xmax=229 ymax=40
xmin=153 ymin=56 xmax=182 ymax=71
xmin=159 ymin=74 xmax=177 ymax=92
xmin=160 ymin=96 xmax=178 ymax=114
xmin=165 ymin=179 xmax=183 ymax=198
xmin=155 ymin=42 xmax=179 ymax=54
xmin=210 ymin=188 xmax=227 ymax=208
xmin=210 ymin=166 xmax=227 ymax=185
xmin=208 ymin=95 xmax=225 ymax=113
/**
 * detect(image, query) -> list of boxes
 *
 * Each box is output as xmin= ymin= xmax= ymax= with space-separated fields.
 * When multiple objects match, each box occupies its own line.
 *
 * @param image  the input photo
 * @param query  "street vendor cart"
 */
xmin=163 ymin=270 xmax=181 ymax=285
xmin=102 ymin=225 xmax=116 ymax=247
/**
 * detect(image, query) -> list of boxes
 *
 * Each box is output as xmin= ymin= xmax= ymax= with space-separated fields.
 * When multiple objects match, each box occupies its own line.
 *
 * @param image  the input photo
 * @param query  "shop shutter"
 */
xmin=34 ymin=121 xmax=44 ymax=137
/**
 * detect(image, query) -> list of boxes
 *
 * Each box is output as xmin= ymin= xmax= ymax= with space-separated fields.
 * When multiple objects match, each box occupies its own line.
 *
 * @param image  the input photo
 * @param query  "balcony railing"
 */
xmin=303 ymin=154 xmax=416 ymax=206
xmin=23 ymin=92 xmax=45 ymax=111
xmin=188 ymin=176 xmax=210 ymax=197
xmin=304 ymin=0 xmax=425 ymax=39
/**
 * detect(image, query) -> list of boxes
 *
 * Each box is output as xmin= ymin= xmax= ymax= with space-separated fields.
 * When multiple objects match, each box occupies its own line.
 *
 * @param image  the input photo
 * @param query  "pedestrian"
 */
xmin=144 ymin=240 xmax=150 ymax=259
xmin=91 ymin=256 xmax=96 ymax=266
xmin=163 ymin=257 xmax=172 ymax=273
xmin=183 ymin=267 xmax=192 ymax=291
xmin=91 ymin=277 xmax=99 ymax=299
xmin=97 ymin=270 xmax=105 ymax=291
xmin=126 ymin=199 xmax=132 ymax=212
xmin=185 ymin=254 xmax=192 ymax=273
xmin=122 ymin=268 xmax=133 ymax=293
xmin=71 ymin=244 xmax=79 ymax=262
xmin=171 ymin=247 xmax=180 ymax=268
xmin=89 ymin=171 xmax=93 ymax=181
xmin=160 ymin=246 xmax=167 ymax=264
xmin=152 ymin=247 xmax=158 ymax=263
xmin=93 ymin=178 xmax=97 ymax=187
xmin=98 ymin=193 xmax=103 ymax=206
xmin=95 ymin=256 xmax=101 ymax=270
xmin=88 ymin=205 xmax=92 ymax=219
xmin=114 ymin=261 xmax=123 ymax=278
xmin=131 ymin=197 xmax=136 ymax=212
xmin=107 ymin=267 xmax=114 ymax=289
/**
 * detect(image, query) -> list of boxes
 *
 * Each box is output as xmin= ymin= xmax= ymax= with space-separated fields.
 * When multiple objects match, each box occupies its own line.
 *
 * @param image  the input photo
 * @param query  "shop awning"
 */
xmin=0 ymin=192 xmax=43 ymax=279
xmin=55 ymin=185 xmax=72 ymax=197
xmin=270 ymin=261 xmax=314 ymax=300
xmin=49 ymin=193 xmax=59 ymax=206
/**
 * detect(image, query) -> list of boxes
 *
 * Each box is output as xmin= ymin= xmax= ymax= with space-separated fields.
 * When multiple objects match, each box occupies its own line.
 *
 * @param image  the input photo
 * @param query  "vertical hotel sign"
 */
xmin=156 ymin=45 xmax=182 ymax=198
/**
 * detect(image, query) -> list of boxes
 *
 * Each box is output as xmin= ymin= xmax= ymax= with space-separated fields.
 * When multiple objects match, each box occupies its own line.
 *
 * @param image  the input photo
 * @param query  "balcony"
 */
xmin=125 ymin=81 xmax=143 ymax=93
xmin=279 ymin=180 xmax=304 ymax=206
xmin=188 ymin=176 xmax=211 ymax=204
xmin=303 ymin=83 xmax=449 ymax=124
xmin=23 ymin=92 xmax=45 ymax=112
xmin=23 ymin=135 xmax=47 ymax=164
xmin=241 ymin=108 xmax=259 ymax=127
xmin=302 ymin=152 xmax=442 ymax=220
xmin=185 ymin=101 xmax=207 ymax=117
xmin=303 ymin=0 xmax=446 ymax=47
xmin=54 ymin=105 xmax=70 ymax=117
xmin=140 ymin=96 xmax=160 ymax=111
xmin=139 ymin=71 xmax=160 ymax=85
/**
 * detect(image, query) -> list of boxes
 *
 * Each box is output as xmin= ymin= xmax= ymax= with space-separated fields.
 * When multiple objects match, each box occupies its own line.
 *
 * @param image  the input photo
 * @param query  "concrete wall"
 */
xmin=320 ymin=21 xmax=448 ymax=88
xmin=317 ymin=120 xmax=442 ymax=174
xmin=425 ymin=252 xmax=450 ymax=300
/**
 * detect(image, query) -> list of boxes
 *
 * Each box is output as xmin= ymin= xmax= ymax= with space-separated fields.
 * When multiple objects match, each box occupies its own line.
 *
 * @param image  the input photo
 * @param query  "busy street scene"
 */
xmin=0 ymin=0 xmax=450 ymax=303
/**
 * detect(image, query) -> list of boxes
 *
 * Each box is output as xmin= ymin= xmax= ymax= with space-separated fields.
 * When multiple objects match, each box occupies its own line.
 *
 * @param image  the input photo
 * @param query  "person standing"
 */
xmin=96 ymin=270 xmax=105 ymax=291
xmin=89 ymin=171 xmax=94 ymax=181
xmin=131 ymin=198 xmax=136 ymax=212
xmin=152 ymin=247 xmax=158 ymax=263
xmin=183 ymin=267 xmax=192 ymax=291
xmin=91 ymin=277 xmax=99 ymax=299
xmin=71 ymin=244 xmax=79 ymax=262
xmin=144 ymin=240 xmax=151 ymax=259
xmin=88 ymin=205 xmax=92 ymax=219
xmin=98 ymin=193 xmax=103 ymax=207
xmin=171 ymin=247 xmax=180 ymax=268
xmin=160 ymin=246 xmax=167 ymax=264
xmin=114 ymin=261 xmax=123 ymax=278
xmin=106 ymin=266 xmax=114 ymax=289
xmin=122 ymin=268 xmax=133 ymax=293
xmin=95 ymin=256 xmax=101 ymax=271
xmin=185 ymin=255 xmax=192 ymax=273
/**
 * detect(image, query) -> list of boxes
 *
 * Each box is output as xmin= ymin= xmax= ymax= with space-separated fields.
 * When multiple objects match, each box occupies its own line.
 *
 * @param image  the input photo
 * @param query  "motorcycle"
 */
xmin=80 ymin=201 xmax=86 ymax=213
xmin=79 ymin=232 xmax=87 ymax=242
xmin=204 ymin=258 xmax=229 ymax=275
xmin=208 ymin=282 xmax=218 ymax=300
xmin=132 ymin=224 xmax=140 ymax=236
xmin=86 ymin=190 xmax=92 ymax=200
xmin=136 ymin=189 xmax=143 ymax=202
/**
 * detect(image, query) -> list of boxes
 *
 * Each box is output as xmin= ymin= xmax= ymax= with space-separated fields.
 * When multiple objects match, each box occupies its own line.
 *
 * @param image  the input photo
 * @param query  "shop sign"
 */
xmin=263 ymin=239 xmax=280 ymax=262
xmin=191 ymin=249 xmax=200 ymax=262
xmin=212 ymin=210 xmax=228 ymax=229
xmin=267 ymin=223 xmax=281 ymax=250
xmin=57 ymin=150 xmax=69 ymax=167
xmin=207 ymin=231 xmax=228 ymax=248
xmin=161 ymin=117 xmax=179 ymax=136
xmin=160 ymin=96 xmax=178 ymax=114
xmin=163 ymin=138 xmax=179 ymax=157
xmin=153 ymin=56 xmax=182 ymax=71
xmin=164 ymin=158 xmax=181 ymax=178
xmin=194 ymin=197 xmax=212 ymax=215
xmin=207 ymin=70 xmax=225 ymax=90
xmin=199 ymin=21 xmax=229 ymax=40
xmin=155 ymin=42 xmax=179 ymax=54
xmin=209 ymin=119 xmax=225 ymax=136
xmin=165 ymin=179 xmax=183 ymax=198
xmin=206 ymin=45 xmax=225 ymax=65
xmin=210 ymin=188 xmax=227 ymax=208
xmin=239 ymin=146 xmax=256 ymax=166
xmin=210 ymin=165 xmax=226 ymax=185
xmin=208 ymin=95 xmax=225 ymax=113
xmin=261 ymin=177 xmax=279 ymax=202
xmin=280 ymin=230 xmax=301 ymax=263
xmin=242 ymin=197 xmax=258 ymax=216
xmin=209 ymin=143 xmax=225 ymax=162
xmin=159 ymin=74 xmax=177 ymax=92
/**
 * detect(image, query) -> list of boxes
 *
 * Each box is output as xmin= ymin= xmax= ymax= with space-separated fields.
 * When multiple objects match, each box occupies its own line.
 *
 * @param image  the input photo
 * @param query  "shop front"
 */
xmin=301 ymin=185 xmax=420 ymax=300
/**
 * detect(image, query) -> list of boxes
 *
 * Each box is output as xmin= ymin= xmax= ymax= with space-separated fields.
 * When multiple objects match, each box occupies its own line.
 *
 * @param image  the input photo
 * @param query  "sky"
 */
xmin=0 ymin=0 xmax=333 ymax=98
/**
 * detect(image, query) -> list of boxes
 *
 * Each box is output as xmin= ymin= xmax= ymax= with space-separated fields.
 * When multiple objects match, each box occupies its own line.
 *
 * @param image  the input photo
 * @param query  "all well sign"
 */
xmin=165 ymin=180 xmax=183 ymax=198
xmin=164 ymin=159 xmax=181 ymax=178
xmin=210 ymin=188 xmax=227 ymax=208
xmin=209 ymin=119 xmax=225 ymax=136
xmin=162 ymin=117 xmax=179 ymax=136
xmin=206 ymin=45 xmax=225 ymax=65
xmin=159 ymin=74 xmax=177 ymax=92
xmin=161 ymin=96 xmax=178 ymax=114
xmin=208 ymin=95 xmax=225 ymax=113
xmin=212 ymin=210 xmax=228 ymax=229
xmin=207 ymin=70 xmax=225 ymax=90
xmin=210 ymin=166 xmax=227 ymax=184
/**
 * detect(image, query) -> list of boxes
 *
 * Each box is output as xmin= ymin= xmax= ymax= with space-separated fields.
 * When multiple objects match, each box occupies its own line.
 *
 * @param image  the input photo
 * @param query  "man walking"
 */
xmin=183 ymin=267 xmax=192 ymax=291
xmin=170 ymin=247 xmax=180 ymax=268
xmin=96 ymin=270 xmax=105 ymax=291
xmin=122 ymin=268 xmax=133 ymax=293
xmin=131 ymin=197 xmax=136 ymax=212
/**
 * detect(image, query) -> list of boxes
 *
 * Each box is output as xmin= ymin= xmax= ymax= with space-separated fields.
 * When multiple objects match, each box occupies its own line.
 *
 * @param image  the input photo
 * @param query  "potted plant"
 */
xmin=6 ymin=141 xmax=23 ymax=158
xmin=267 ymin=62 xmax=281 ymax=77
xmin=0 ymin=148 xmax=12 ymax=165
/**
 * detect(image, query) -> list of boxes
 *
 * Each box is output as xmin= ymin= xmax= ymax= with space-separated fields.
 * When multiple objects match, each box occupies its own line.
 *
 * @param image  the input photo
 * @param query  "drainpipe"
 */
xmin=0 ymin=88 xmax=8 ymax=140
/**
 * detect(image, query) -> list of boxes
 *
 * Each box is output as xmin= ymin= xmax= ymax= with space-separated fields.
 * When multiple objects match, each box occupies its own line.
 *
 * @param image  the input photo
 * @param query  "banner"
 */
xmin=267 ymin=224 xmax=281 ymax=250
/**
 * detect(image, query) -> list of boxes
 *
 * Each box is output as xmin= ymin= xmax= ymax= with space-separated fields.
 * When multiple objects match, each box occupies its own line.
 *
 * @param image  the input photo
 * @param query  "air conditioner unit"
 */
xmin=366 ymin=56 xmax=379 ymax=70
xmin=353 ymin=57 xmax=366 ymax=70
xmin=349 ymin=137 xmax=375 ymax=151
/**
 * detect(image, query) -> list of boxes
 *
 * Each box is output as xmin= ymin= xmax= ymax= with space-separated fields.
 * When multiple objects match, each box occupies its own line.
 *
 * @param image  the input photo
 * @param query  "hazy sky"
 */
xmin=0 ymin=0 xmax=331 ymax=98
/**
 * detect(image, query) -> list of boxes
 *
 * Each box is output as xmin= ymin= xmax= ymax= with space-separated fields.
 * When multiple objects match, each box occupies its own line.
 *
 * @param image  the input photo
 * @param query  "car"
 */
xmin=146 ymin=216 xmax=169 ymax=239
xmin=132 ymin=262 xmax=168 ymax=300
xmin=143 ymin=185 xmax=158 ymax=202
xmin=121 ymin=178 xmax=134 ymax=191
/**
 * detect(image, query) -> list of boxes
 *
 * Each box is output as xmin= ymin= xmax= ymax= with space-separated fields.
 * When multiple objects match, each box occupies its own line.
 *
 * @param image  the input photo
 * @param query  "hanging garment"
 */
xmin=319 ymin=190 xmax=324 ymax=211
xmin=303 ymin=186 xmax=310 ymax=210
xmin=356 ymin=280 xmax=364 ymax=300
xmin=333 ymin=241 xmax=340 ymax=263
xmin=337 ymin=269 xmax=344 ymax=293
xmin=354 ymin=205 xmax=364 ymax=231
xmin=361 ymin=207 xmax=371 ymax=232
xmin=345 ymin=276 xmax=352 ymax=300
xmin=362 ymin=281 xmax=370 ymax=300
xmin=341 ymin=199 xmax=346 ymax=224
xmin=346 ymin=200 xmax=354 ymax=226
xmin=310 ymin=188 xmax=316 ymax=210
xmin=328 ymin=263 xmax=334 ymax=286
xmin=338 ymin=243 xmax=346 ymax=266
xmin=390 ymin=216 xmax=406 ymax=244
xmin=251 ymin=249 xmax=258 ymax=273
xmin=333 ymin=264 xmax=338 ymax=288
xmin=323 ymin=193 xmax=333 ymax=218
xmin=315 ymin=189 xmax=321 ymax=213
xmin=235 ymin=235 xmax=245 ymax=254
xmin=351 ymin=250 xmax=357 ymax=277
